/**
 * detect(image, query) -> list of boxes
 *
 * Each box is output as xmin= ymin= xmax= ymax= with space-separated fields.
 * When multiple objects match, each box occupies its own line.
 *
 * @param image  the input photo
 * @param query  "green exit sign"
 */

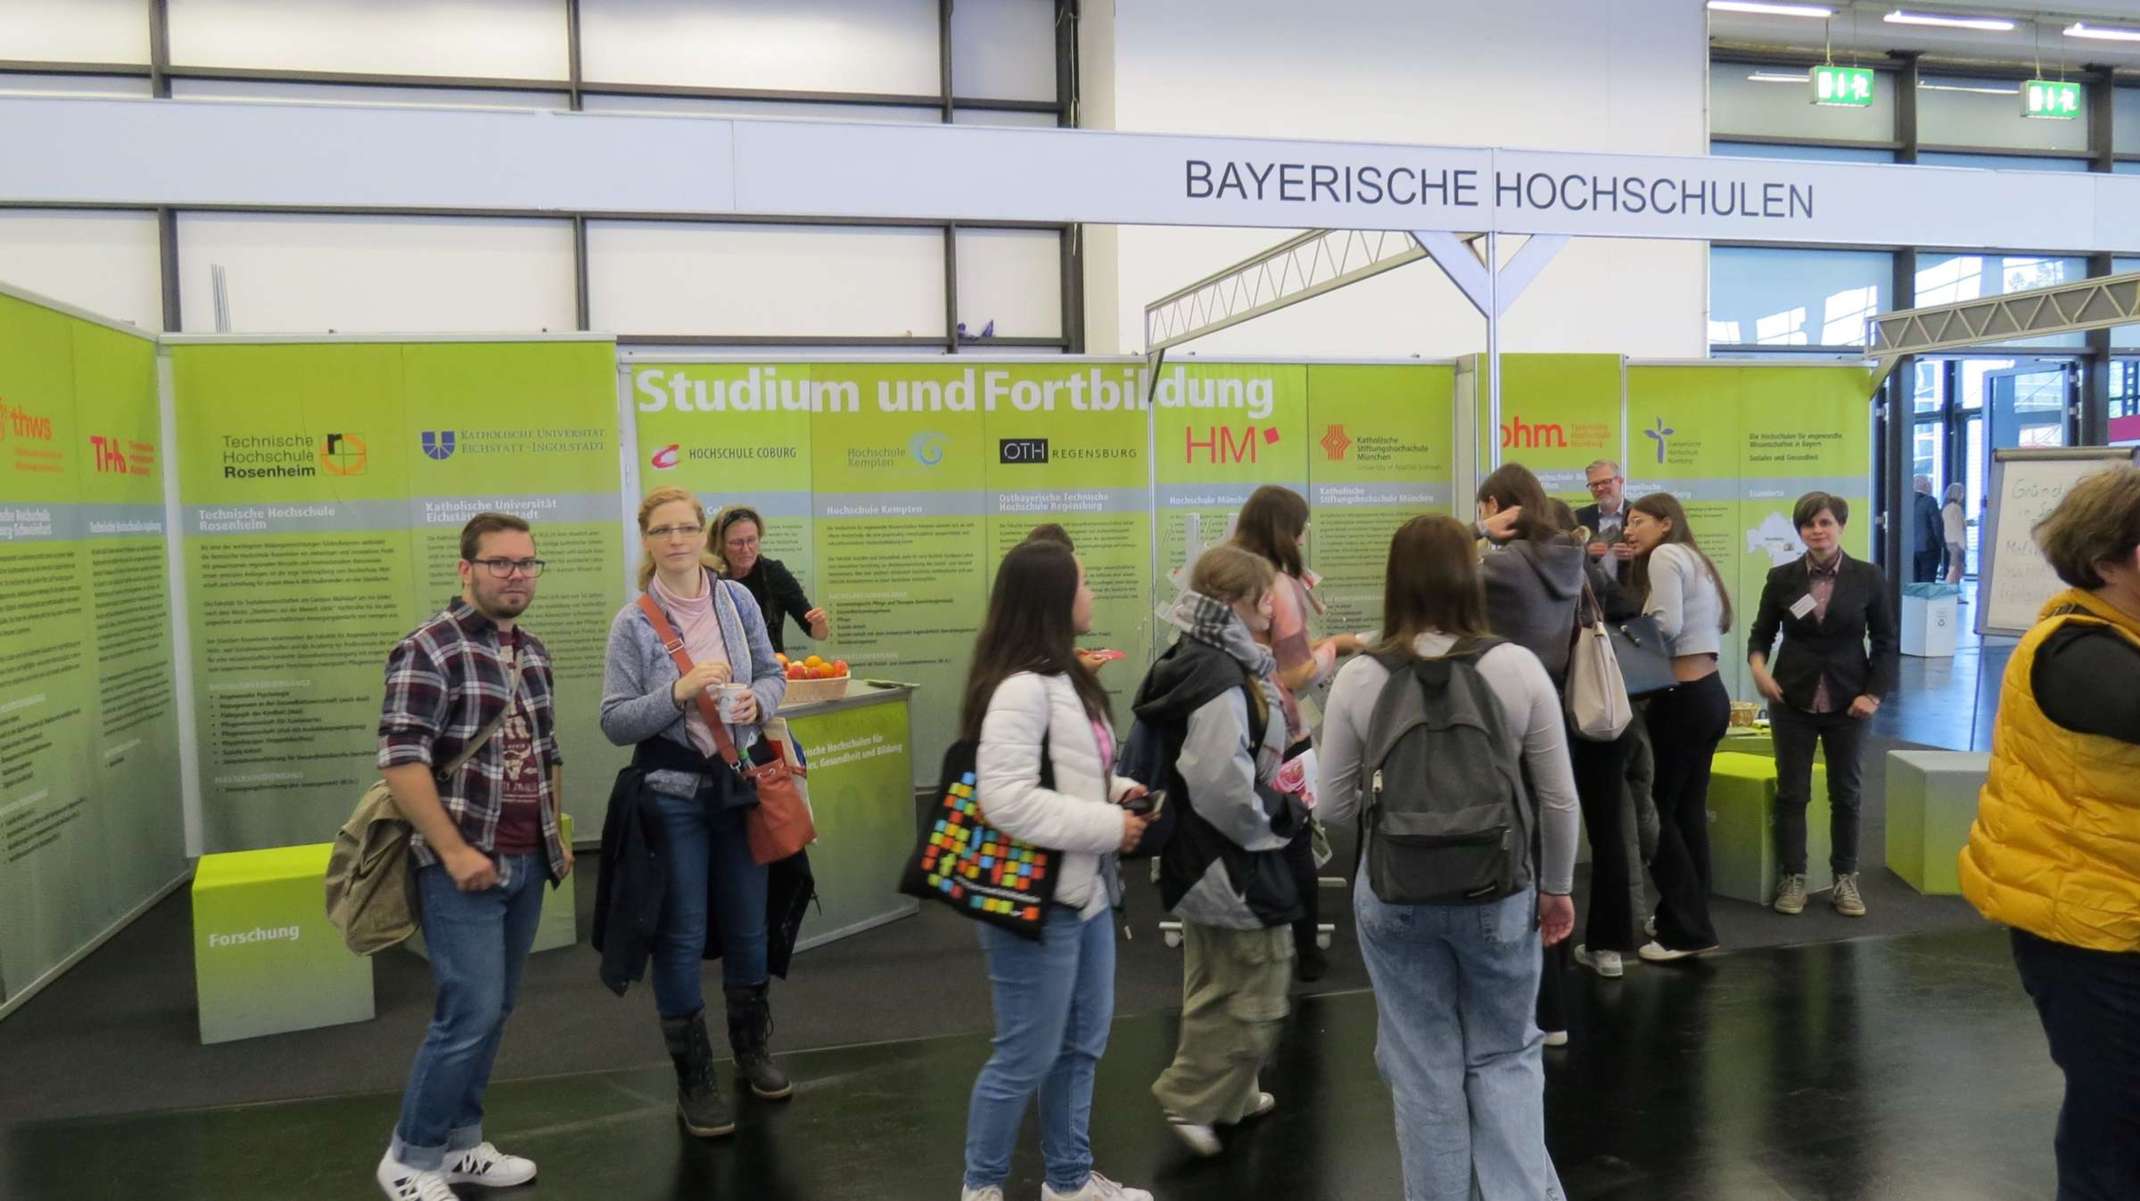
xmin=2024 ymin=79 xmax=2081 ymax=120
xmin=1811 ymin=65 xmax=1875 ymax=108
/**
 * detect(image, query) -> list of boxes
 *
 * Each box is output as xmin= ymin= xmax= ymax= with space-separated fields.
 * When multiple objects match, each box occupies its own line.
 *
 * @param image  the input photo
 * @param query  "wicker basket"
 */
xmin=779 ymin=675 xmax=852 ymax=707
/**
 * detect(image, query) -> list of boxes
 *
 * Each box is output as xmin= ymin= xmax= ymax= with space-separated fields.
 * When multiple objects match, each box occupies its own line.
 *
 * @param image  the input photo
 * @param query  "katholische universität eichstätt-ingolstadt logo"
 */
xmin=420 ymin=430 xmax=457 ymax=461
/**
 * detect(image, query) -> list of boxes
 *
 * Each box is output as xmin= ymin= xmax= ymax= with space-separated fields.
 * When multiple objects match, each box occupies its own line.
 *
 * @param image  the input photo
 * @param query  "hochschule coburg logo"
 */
xmin=650 ymin=443 xmax=681 ymax=470
xmin=909 ymin=431 xmax=948 ymax=468
xmin=420 ymin=430 xmax=457 ymax=461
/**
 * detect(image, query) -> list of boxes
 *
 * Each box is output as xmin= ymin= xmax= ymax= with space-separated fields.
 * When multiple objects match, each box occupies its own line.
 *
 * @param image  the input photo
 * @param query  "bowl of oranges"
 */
xmin=776 ymin=652 xmax=851 ymax=706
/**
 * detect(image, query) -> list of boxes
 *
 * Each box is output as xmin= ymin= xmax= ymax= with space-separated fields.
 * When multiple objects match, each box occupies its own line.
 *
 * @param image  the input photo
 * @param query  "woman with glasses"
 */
xmin=712 ymin=505 xmax=829 ymax=656
xmin=599 ymin=486 xmax=794 ymax=1140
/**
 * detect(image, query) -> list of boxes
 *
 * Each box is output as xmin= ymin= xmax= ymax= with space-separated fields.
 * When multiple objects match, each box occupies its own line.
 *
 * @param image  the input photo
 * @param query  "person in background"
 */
xmin=1943 ymin=483 xmax=1968 ymax=587
xmin=958 ymin=539 xmax=1152 ymax=1201
xmin=1230 ymin=485 xmax=1362 ymax=982
xmin=1139 ymin=544 xmax=1302 ymax=1157
xmin=1913 ymin=476 xmax=1945 ymax=584
xmin=1748 ymin=492 xmax=1897 ymax=920
xmin=374 ymin=512 xmax=571 ymax=1201
xmin=712 ymin=504 xmax=828 ymax=657
xmin=1959 ymin=465 xmax=2140 ymax=1201
xmin=1317 ymin=514 xmax=1578 ymax=1201
xmin=1576 ymin=458 xmax=1634 ymax=586
xmin=1623 ymin=492 xmax=1732 ymax=964
xmin=599 ymin=487 xmax=794 ymax=1140
xmin=1026 ymin=522 xmax=1074 ymax=549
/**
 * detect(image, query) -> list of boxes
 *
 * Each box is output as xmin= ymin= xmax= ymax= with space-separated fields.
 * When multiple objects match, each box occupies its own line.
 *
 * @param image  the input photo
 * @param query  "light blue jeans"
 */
xmin=391 ymin=853 xmax=546 ymax=1170
xmin=1353 ymin=883 xmax=1566 ymax=1201
xmin=963 ymin=905 xmax=1116 ymax=1194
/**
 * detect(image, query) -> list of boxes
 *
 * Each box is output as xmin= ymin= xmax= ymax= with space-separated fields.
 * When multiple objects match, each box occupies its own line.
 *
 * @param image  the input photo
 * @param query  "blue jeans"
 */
xmin=963 ymin=906 xmax=1116 ymax=1194
xmin=2012 ymin=929 xmax=2140 ymax=1201
xmin=651 ymin=786 xmax=768 ymax=1018
xmin=391 ymin=853 xmax=546 ymax=1170
xmin=1353 ymin=883 xmax=1566 ymax=1201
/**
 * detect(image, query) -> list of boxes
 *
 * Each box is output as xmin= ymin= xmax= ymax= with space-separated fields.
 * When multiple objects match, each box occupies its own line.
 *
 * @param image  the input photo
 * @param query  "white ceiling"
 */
xmin=1711 ymin=2 xmax=2140 ymax=73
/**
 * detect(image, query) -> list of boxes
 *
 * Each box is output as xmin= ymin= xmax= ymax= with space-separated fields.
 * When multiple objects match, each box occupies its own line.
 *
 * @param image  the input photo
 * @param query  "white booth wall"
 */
xmin=1085 ymin=0 xmax=1710 ymax=359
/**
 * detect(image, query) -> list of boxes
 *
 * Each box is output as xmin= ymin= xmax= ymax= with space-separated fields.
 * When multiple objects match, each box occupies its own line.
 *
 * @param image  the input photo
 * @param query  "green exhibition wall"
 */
xmin=172 ymin=339 xmax=625 ymax=854
xmin=0 ymin=292 xmax=183 ymax=1008
xmin=632 ymin=359 xmax=1458 ymax=784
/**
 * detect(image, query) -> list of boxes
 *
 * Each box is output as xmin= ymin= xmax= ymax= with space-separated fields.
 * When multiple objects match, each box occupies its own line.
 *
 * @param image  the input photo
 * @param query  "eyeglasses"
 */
xmin=724 ymin=534 xmax=761 ymax=552
xmin=1585 ymin=478 xmax=1621 ymax=493
xmin=647 ymin=524 xmax=704 ymax=541
xmin=471 ymin=557 xmax=546 ymax=578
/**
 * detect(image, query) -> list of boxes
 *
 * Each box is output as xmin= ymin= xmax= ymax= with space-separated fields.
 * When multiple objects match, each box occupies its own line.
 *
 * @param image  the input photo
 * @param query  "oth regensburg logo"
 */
xmin=420 ymin=430 xmax=457 ymax=461
xmin=998 ymin=438 xmax=1049 ymax=464
xmin=909 ymin=431 xmax=948 ymax=468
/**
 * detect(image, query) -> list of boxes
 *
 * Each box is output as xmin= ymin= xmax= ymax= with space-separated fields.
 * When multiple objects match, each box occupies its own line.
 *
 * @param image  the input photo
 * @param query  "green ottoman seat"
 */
xmin=192 ymin=842 xmax=373 ymax=1044
xmin=1886 ymin=750 xmax=1988 ymax=895
xmin=1706 ymin=751 xmax=1832 ymax=906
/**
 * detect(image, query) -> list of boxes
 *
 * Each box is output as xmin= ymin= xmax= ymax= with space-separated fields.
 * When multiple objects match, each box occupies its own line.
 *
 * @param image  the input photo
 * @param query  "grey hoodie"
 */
xmin=1479 ymin=536 xmax=1586 ymax=687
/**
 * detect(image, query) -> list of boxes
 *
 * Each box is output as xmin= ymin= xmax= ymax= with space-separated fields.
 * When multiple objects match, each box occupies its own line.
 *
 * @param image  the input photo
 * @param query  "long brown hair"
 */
xmin=1628 ymin=492 xmax=1734 ymax=632
xmin=1476 ymin=462 xmax=1556 ymax=544
xmin=634 ymin=486 xmax=715 ymax=590
xmin=958 ymin=541 xmax=1110 ymax=740
xmin=1231 ymin=485 xmax=1308 ymax=578
xmin=1379 ymin=515 xmax=1490 ymax=649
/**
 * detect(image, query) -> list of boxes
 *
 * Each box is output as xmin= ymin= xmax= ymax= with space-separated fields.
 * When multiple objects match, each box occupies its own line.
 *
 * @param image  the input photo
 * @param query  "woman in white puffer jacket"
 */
xmin=957 ymin=539 xmax=1153 ymax=1201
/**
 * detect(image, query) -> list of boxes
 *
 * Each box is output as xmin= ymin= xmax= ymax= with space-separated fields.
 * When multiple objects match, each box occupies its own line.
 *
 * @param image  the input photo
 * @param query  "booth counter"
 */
xmin=782 ymin=681 xmax=921 ymax=951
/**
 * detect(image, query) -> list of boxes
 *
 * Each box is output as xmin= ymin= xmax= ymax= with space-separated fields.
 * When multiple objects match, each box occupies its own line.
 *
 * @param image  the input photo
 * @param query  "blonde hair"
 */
xmin=708 ymin=504 xmax=766 ymax=575
xmin=635 ymin=486 xmax=715 ymax=590
xmin=1190 ymin=543 xmax=1275 ymax=606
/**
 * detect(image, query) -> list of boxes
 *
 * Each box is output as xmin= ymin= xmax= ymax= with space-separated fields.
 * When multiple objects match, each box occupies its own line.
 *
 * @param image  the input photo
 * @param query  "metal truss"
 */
xmin=1870 ymin=270 xmax=2140 ymax=385
xmin=1143 ymin=228 xmax=1427 ymax=352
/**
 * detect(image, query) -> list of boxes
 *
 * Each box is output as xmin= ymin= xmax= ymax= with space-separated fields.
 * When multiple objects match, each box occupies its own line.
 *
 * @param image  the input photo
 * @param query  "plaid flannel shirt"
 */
xmin=378 ymin=598 xmax=567 ymax=886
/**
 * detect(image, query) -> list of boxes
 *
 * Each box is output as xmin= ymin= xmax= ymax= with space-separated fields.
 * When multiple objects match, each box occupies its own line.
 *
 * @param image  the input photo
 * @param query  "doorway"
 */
xmin=1910 ymin=355 xmax=2078 ymax=580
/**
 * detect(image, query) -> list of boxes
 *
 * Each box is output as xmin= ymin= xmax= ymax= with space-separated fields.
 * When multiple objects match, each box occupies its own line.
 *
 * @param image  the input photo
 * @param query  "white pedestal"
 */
xmin=1901 ymin=593 xmax=1958 ymax=658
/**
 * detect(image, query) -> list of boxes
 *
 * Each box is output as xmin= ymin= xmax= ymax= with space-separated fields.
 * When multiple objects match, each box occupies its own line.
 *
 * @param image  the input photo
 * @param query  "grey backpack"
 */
xmin=1357 ymin=639 xmax=1533 ymax=905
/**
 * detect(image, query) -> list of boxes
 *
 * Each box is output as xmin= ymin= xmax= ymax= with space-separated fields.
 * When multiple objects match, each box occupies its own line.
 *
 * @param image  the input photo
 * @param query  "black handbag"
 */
xmin=1605 ymin=614 xmax=1679 ymax=698
xmin=898 ymin=735 xmax=1062 ymax=940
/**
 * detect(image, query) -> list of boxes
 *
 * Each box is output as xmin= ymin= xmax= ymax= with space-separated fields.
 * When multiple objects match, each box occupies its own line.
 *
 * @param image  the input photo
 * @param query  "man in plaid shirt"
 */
xmin=374 ymin=512 xmax=573 ymax=1201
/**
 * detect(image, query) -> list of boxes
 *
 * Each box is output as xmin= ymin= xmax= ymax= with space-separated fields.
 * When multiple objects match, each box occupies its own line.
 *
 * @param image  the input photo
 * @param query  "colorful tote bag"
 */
xmin=898 ymin=735 xmax=1060 ymax=940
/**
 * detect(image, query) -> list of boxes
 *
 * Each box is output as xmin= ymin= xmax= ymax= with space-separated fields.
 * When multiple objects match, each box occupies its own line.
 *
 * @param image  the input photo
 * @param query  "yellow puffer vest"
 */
xmin=1958 ymin=588 xmax=2140 ymax=952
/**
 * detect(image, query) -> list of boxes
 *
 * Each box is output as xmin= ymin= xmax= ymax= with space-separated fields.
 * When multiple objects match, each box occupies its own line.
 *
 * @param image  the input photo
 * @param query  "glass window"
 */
xmin=1914 ymin=151 xmax=2091 ymax=172
xmin=1919 ymin=75 xmax=2089 ymax=153
xmin=2115 ymin=88 xmax=2140 ymax=156
xmin=1911 ymin=418 xmax=1944 ymax=486
xmin=2114 ymin=258 xmax=2140 ymax=351
xmin=1912 ymin=359 xmax=1946 ymax=415
xmin=1914 ymin=255 xmax=2088 ymax=348
xmin=1711 ymin=64 xmax=1896 ymax=143
xmin=2118 ymin=161 xmax=2140 ymax=175
xmin=1711 ymin=140 xmax=1894 ymax=163
xmin=1710 ymin=247 xmax=1892 ymax=348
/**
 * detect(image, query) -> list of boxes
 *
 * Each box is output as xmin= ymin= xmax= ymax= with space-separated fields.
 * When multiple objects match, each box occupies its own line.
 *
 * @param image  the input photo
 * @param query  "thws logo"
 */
xmin=1184 ymin=425 xmax=1280 ymax=465
xmin=420 ymin=430 xmax=457 ymax=461
xmin=909 ymin=431 xmax=948 ymax=467
xmin=206 ymin=925 xmax=300 ymax=949
xmin=0 ymin=400 xmax=55 ymax=442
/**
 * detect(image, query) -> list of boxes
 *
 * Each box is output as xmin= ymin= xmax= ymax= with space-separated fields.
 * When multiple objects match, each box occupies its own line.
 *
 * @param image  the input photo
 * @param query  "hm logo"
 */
xmin=1186 ymin=425 xmax=1280 ymax=465
xmin=1499 ymin=417 xmax=1566 ymax=450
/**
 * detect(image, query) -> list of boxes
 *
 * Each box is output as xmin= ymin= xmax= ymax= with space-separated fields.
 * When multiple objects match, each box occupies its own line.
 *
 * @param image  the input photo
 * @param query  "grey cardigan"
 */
xmin=600 ymin=572 xmax=788 ymax=798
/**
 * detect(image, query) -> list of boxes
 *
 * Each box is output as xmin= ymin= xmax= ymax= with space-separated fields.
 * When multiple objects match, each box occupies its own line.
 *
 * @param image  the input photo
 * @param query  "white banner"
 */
xmin=4 ymin=96 xmax=2140 ymax=252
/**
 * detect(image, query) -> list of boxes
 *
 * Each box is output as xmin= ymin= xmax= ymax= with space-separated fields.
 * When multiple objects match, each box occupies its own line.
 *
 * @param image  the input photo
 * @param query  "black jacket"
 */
xmin=1747 ymin=554 xmax=1899 ymax=713
xmin=591 ymin=759 xmax=815 ymax=997
xmin=728 ymin=557 xmax=814 ymax=656
xmin=1574 ymin=501 xmax=1635 ymax=586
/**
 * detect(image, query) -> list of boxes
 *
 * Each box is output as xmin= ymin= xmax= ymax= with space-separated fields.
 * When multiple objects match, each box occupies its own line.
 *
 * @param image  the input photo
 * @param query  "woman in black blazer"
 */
xmin=1748 ymin=492 xmax=1898 ymax=920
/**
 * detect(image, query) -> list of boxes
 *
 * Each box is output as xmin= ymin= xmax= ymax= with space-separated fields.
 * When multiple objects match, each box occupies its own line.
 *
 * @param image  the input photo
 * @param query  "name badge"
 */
xmin=1789 ymin=594 xmax=1817 ymax=620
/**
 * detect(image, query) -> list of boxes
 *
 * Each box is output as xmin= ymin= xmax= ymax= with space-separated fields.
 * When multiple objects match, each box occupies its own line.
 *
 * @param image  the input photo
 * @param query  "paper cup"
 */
xmin=716 ymin=683 xmax=751 ymax=723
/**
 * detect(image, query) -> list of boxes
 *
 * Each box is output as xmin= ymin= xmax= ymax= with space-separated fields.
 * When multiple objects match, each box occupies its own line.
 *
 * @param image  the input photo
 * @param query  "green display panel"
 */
xmin=1627 ymin=364 xmax=1748 ymax=699
xmin=1304 ymin=363 xmax=1456 ymax=641
xmin=783 ymin=693 xmax=917 ymax=942
xmin=0 ymin=293 xmax=181 ymax=1007
xmin=1478 ymin=353 xmax=1624 ymax=501
xmin=174 ymin=340 xmax=622 ymax=853
xmin=1153 ymin=362 xmax=1308 ymax=615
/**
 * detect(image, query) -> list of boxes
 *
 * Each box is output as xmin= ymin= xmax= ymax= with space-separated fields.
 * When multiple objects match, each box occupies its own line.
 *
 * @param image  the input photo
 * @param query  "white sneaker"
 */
xmin=1644 ymin=915 xmax=1657 ymax=939
xmin=1541 ymin=1029 xmax=1570 ymax=1047
xmin=960 ymin=1186 xmax=1005 ymax=1201
xmin=1165 ymin=1112 xmax=1222 ymax=1157
xmin=1247 ymin=1090 xmax=1277 ymax=1119
xmin=1638 ymin=940 xmax=1718 ymax=963
xmin=1574 ymin=945 xmax=1624 ymax=979
xmin=376 ymin=1152 xmax=458 ymax=1201
xmin=445 ymin=1141 xmax=536 ymax=1188
xmin=1043 ymin=1170 xmax=1155 ymax=1201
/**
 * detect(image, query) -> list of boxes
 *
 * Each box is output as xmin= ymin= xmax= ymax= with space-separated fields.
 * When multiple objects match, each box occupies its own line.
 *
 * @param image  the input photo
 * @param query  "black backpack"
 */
xmin=1356 ymin=639 xmax=1533 ymax=905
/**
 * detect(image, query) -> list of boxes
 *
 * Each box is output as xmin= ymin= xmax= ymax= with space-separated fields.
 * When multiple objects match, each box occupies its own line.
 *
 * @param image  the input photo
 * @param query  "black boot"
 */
xmin=660 ymin=1012 xmax=736 ymax=1137
xmin=724 ymin=983 xmax=793 ymax=1100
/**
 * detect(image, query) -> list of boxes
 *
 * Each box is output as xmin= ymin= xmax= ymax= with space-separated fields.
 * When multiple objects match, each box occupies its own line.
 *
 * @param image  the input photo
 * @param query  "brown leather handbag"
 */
xmin=635 ymin=591 xmax=816 ymax=864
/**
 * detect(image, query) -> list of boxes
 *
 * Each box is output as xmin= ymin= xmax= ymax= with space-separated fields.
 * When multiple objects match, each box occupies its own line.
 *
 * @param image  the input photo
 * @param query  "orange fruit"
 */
xmin=805 ymin=655 xmax=826 ymax=669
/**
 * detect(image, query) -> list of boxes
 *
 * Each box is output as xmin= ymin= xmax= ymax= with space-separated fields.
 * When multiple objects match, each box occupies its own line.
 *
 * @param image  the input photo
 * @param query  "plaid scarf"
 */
xmin=1169 ymin=592 xmax=1288 ymax=773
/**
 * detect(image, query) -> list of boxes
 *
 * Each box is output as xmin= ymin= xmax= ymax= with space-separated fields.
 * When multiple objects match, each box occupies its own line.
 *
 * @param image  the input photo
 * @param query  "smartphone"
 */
xmin=1126 ymin=789 xmax=1166 ymax=818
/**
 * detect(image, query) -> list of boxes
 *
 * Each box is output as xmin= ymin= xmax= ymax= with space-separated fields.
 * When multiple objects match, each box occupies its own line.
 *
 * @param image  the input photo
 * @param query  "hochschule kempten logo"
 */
xmin=909 ymin=431 xmax=948 ymax=467
xmin=420 ymin=430 xmax=457 ymax=461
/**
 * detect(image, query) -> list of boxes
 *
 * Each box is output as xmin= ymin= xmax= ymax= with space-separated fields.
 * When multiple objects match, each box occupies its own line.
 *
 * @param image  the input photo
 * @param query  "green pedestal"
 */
xmin=1884 ymin=750 xmax=1988 ymax=895
xmin=407 ymin=812 xmax=577 ymax=961
xmin=193 ymin=843 xmax=373 ymax=1044
xmin=1707 ymin=751 xmax=1831 ymax=906
xmin=781 ymin=682 xmax=921 ymax=950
